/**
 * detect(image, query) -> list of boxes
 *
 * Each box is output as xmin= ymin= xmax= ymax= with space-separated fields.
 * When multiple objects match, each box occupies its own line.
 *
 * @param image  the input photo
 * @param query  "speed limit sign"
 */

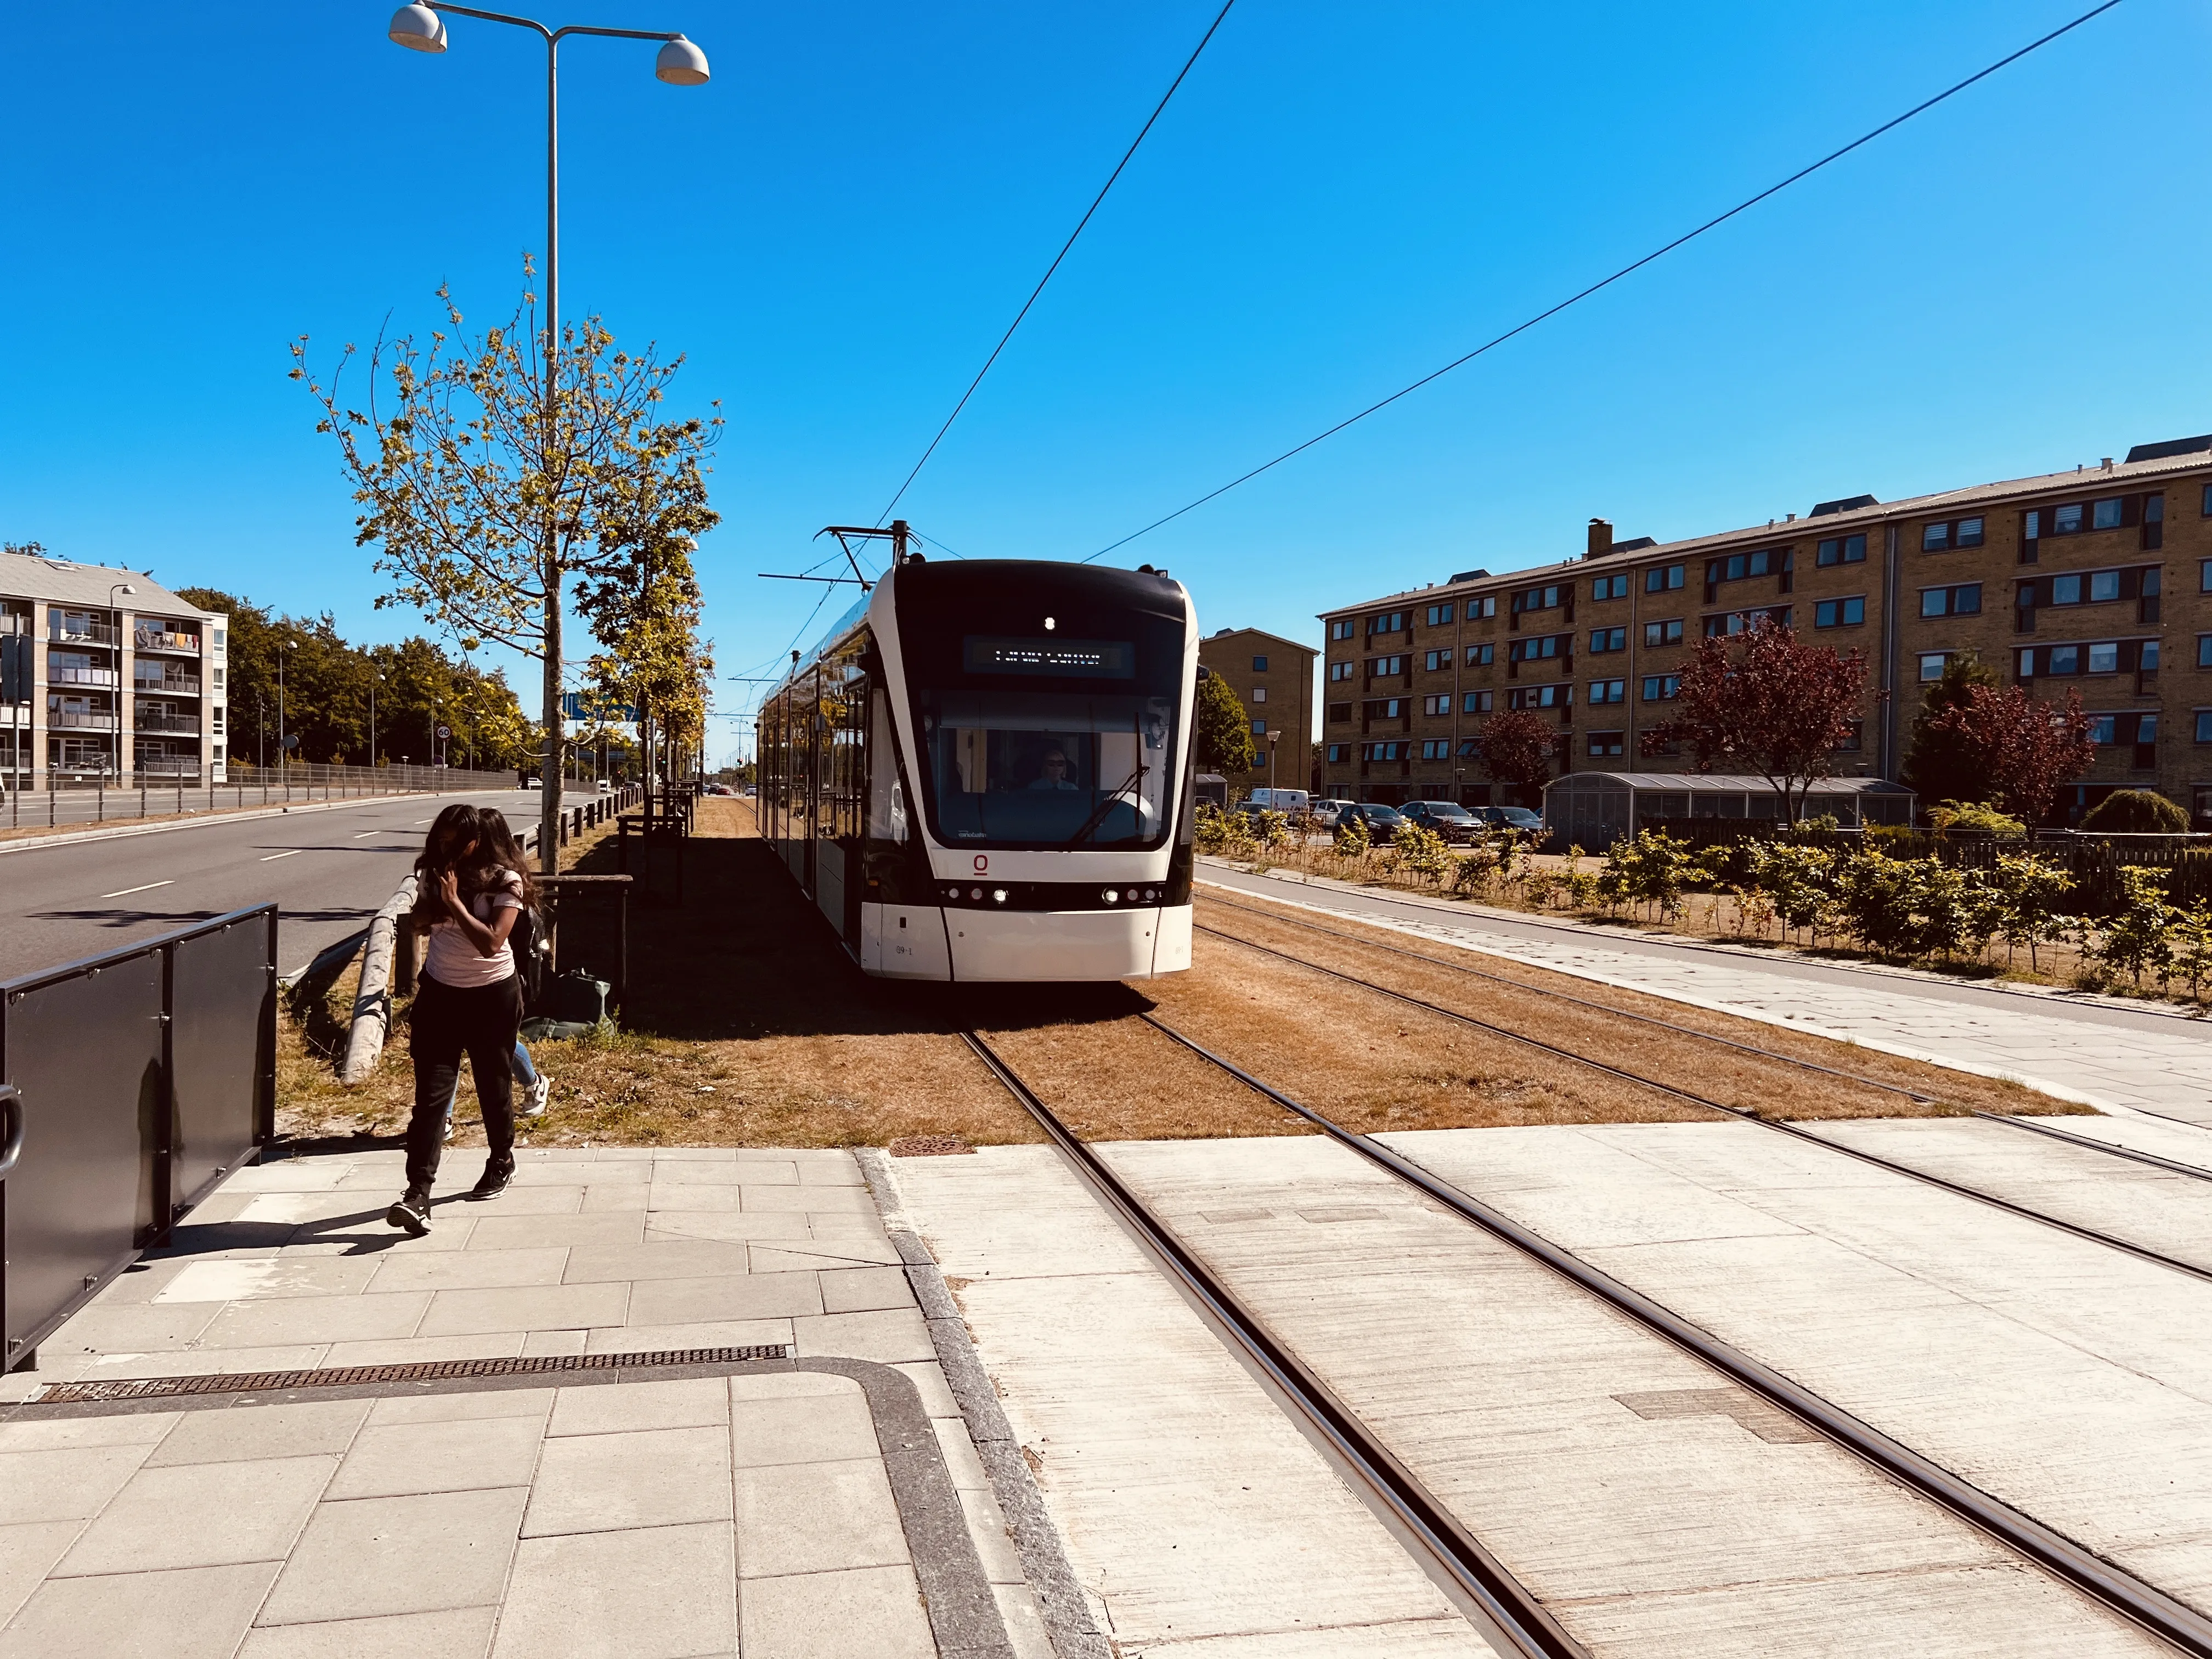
xmin=437 ymin=725 xmax=450 ymax=738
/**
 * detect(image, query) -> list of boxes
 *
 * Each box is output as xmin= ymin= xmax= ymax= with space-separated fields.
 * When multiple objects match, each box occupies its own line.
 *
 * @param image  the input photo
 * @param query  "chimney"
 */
xmin=1586 ymin=518 xmax=1612 ymax=560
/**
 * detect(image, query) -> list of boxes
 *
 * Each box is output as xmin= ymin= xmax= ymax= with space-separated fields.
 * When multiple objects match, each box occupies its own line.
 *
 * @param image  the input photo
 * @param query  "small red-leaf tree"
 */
xmin=1652 ymin=619 xmax=1866 ymax=822
xmin=1476 ymin=708 xmax=1557 ymax=800
xmin=1917 ymin=683 xmax=2095 ymax=825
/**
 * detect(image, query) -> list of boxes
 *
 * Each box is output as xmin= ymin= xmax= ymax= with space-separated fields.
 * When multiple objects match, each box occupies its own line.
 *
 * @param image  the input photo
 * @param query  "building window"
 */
xmin=1510 ymin=585 xmax=1564 ymax=614
xmin=2089 ymin=714 xmax=2115 ymax=744
xmin=1705 ymin=548 xmax=1791 ymax=584
xmin=1465 ymin=643 xmax=1494 ymax=666
xmin=1251 ymin=654 xmax=1269 ymax=672
xmin=1921 ymin=517 xmax=1985 ymax=552
xmin=1419 ymin=740 xmax=1452 ymax=760
xmin=1920 ymin=584 xmax=1982 ymax=618
xmin=1588 ymin=627 xmax=1626 ymax=653
xmin=2196 ymin=711 xmax=2212 ymax=744
xmin=1918 ymin=652 xmax=1951 ymax=682
xmin=1508 ymin=635 xmax=1570 ymax=664
xmin=1644 ymin=563 xmax=1686 ymax=593
xmin=1587 ymin=731 xmax=1625 ymax=757
xmin=2093 ymin=498 xmax=2124 ymax=531
xmin=1832 ymin=721 xmax=1864 ymax=753
xmin=1641 ymin=674 xmax=1680 ymax=702
xmin=1425 ymin=604 xmax=1453 ymax=627
xmin=1466 ymin=596 xmax=1497 ymax=620
xmin=1251 ymin=719 xmax=1266 ymax=735
xmin=1328 ymin=661 xmax=1354 ymax=682
xmin=1369 ymin=655 xmax=1407 ymax=676
xmin=1250 ymin=686 xmax=1267 ymax=703
xmin=212 ymin=667 xmax=224 ymax=688
xmin=1368 ymin=612 xmax=1408 ymax=635
xmin=1362 ymin=741 xmax=1406 ymax=761
xmin=1816 ymin=534 xmax=1867 ymax=566
xmin=2086 ymin=642 xmax=2119 ymax=674
xmin=1643 ymin=618 xmax=1683 ymax=648
xmin=1463 ymin=690 xmax=1492 ymax=713
xmin=212 ymin=628 xmax=225 ymax=652
xmin=1592 ymin=574 xmax=1629 ymax=601
xmin=1506 ymin=684 xmax=1571 ymax=711
xmin=1455 ymin=738 xmax=1483 ymax=758
xmin=1327 ymin=702 xmax=1352 ymax=723
xmin=1814 ymin=596 xmax=1866 ymax=629
xmin=2053 ymin=503 xmax=2084 ymax=534
xmin=1330 ymin=619 xmax=1356 ymax=641
xmin=1421 ymin=695 xmax=1451 ymax=716
xmin=2199 ymin=635 xmax=2212 ymax=669
xmin=1327 ymin=743 xmax=1350 ymax=763
xmin=1424 ymin=650 xmax=1450 ymax=672
xmin=1586 ymin=679 xmax=1626 ymax=705
xmin=1703 ymin=606 xmax=1791 ymax=638
xmin=211 ymin=707 xmax=224 ymax=733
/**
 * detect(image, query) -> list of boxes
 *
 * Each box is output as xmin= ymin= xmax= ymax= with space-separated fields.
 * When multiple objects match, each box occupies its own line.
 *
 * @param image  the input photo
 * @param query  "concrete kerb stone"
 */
xmin=857 ymin=1147 xmax=1111 ymax=1659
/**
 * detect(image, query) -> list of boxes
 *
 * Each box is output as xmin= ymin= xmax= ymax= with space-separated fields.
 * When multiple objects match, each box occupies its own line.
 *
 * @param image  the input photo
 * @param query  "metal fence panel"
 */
xmin=167 ymin=914 xmax=276 ymax=1217
xmin=1 ymin=955 xmax=164 ymax=1370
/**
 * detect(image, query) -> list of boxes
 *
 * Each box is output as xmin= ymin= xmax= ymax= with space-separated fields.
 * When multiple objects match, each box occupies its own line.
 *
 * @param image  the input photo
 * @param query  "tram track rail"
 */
xmin=1194 ymin=912 xmax=2212 ymax=1288
xmin=961 ymin=1018 xmax=2212 ymax=1657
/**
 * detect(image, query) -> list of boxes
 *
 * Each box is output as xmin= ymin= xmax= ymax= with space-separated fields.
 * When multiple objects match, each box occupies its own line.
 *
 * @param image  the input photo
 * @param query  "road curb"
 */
xmin=0 ymin=790 xmax=539 ymax=859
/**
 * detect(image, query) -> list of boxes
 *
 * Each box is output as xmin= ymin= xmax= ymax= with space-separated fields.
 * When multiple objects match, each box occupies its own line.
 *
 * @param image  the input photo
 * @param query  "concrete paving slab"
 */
xmin=156 ymin=1257 xmax=382 ymax=1303
xmin=325 ymin=1416 xmax=545 ymax=1499
xmin=560 ymin=1239 xmax=756 ymax=1284
xmin=726 ymin=1382 xmax=879 ymax=1468
xmin=733 ymin=1457 xmax=909 ymax=1577
xmin=415 ymin=1282 xmax=629 ymax=1338
xmin=54 ymin=1454 xmax=337 ymax=1575
xmin=0 ymin=1523 xmax=85 ymax=1630
xmin=0 ymin=1561 xmax=280 ymax=1659
xmin=324 ymin=1334 xmax=526 ymax=1369
xmin=582 ymin=1318 xmax=794 ymax=1355
xmin=145 ymin=1398 xmax=368 ymax=1466
xmin=0 ymin=1412 xmax=178 ymax=1452
xmin=199 ymin=1292 xmax=430 ymax=1349
xmin=738 ymin=1565 xmax=932 ymax=1659
xmin=545 ymin=1376 xmax=729 ymax=1437
xmin=625 ymin=1270 xmax=823 ymax=1326
xmin=574 ymin=1182 xmax=653 ymax=1212
xmin=793 ymin=1307 xmax=935 ymax=1363
xmin=493 ymin=1522 xmax=737 ymax=1659
xmin=0 ymin=1443 xmax=159 ymax=1525
xmin=633 ymin=1212 xmax=815 ymax=1244
xmin=820 ymin=1265 xmax=915 ymax=1313
xmin=236 ymin=1605 xmax=499 ymax=1659
xmin=522 ymin=1424 xmax=733 ymax=1536
xmin=364 ymin=1247 xmax=572 ymax=1294
xmin=461 ymin=1213 xmax=644 ymax=1250
xmin=738 ymin=1185 xmax=878 ymax=1216
xmin=257 ymin=1487 xmax=529 ymax=1624
xmin=365 ymin=1390 xmax=555 ymax=1427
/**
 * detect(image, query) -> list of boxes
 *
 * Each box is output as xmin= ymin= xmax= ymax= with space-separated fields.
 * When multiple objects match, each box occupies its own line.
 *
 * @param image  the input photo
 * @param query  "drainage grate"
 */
xmin=34 ymin=1345 xmax=793 ymax=1404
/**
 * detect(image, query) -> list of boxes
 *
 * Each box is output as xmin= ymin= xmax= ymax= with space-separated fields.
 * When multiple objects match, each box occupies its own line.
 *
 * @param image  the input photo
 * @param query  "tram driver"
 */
xmin=1028 ymin=743 xmax=1081 ymax=791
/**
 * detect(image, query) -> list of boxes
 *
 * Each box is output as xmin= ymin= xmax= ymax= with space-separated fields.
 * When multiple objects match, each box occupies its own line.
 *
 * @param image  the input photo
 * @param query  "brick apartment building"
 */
xmin=1 ymin=549 xmax=229 ymax=788
xmin=1317 ymin=434 xmax=2212 ymax=826
xmin=1197 ymin=626 xmax=1317 ymax=797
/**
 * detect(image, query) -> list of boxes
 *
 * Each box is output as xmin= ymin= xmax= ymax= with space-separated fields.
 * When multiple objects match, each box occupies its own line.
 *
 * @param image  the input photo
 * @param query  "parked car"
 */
xmin=1307 ymin=799 xmax=1359 ymax=830
xmin=1397 ymin=800 xmax=1482 ymax=843
xmin=1343 ymin=802 xmax=1407 ymax=836
xmin=596 ymin=778 xmax=613 ymax=794
xmin=1472 ymin=805 xmax=1545 ymax=833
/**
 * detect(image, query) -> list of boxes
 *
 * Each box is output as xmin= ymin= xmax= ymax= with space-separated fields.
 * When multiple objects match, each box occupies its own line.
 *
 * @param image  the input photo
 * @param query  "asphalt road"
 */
xmin=0 ymin=790 xmax=540 ymax=981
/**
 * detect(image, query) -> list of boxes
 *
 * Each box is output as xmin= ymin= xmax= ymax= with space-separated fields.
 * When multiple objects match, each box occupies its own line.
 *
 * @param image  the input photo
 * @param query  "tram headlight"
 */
xmin=1103 ymin=889 xmax=1119 ymax=904
xmin=969 ymin=887 xmax=983 ymax=901
xmin=992 ymin=888 xmax=1008 ymax=904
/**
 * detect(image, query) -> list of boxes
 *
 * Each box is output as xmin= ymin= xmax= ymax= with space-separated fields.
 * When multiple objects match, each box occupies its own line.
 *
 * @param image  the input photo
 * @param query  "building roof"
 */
xmin=1199 ymin=625 xmax=1316 ymax=657
xmin=1545 ymin=772 xmax=1913 ymax=795
xmin=0 ymin=551 xmax=212 ymax=617
xmin=1318 ymin=442 xmax=2212 ymax=617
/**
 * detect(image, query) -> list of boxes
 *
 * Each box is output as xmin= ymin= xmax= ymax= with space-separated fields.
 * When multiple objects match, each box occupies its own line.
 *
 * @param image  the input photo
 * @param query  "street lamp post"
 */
xmin=109 ymin=582 xmax=134 ymax=783
xmin=386 ymin=3 xmax=708 ymax=870
xmin=278 ymin=639 xmax=296 ymax=787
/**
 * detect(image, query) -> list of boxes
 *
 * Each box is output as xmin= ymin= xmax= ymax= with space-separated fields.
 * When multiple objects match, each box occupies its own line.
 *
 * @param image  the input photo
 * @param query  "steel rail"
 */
xmin=1135 ymin=1012 xmax=2212 ymax=1658
xmin=1199 ymin=891 xmax=1938 ymax=1103
xmin=957 ymin=1029 xmax=1590 ymax=1659
xmin=1973 ymin=1111 xmax=2212 ymax=1183
xmin=1198 ymin=923 xmax=2212 ymax=1288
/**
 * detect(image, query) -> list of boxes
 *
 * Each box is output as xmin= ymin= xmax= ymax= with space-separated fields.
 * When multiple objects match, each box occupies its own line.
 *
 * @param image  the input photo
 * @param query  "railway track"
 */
xmin=959 ymin=1019 xmax=2212 ymax=1658
xmin=1193 ymin=899 xmax=2212 ymax=1285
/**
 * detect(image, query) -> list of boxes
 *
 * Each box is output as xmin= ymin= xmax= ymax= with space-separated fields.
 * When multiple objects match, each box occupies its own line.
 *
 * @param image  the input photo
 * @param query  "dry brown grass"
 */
xmin=273 ymin=798 xmax=2080 ymax=1156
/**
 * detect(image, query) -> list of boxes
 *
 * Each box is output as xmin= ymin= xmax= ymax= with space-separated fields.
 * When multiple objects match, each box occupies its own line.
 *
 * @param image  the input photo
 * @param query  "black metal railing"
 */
xmin=0 ymin=906 xmax=277 ymax=1374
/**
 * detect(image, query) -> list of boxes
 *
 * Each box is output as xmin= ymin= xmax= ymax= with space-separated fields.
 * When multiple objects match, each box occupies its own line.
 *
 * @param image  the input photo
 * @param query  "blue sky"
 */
xmin=2 ymin=2 xmax=2204 ymax=765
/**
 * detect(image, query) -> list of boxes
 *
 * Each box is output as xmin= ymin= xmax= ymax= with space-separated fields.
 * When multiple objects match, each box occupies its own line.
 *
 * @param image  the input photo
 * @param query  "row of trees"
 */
xmin=178 ymin=589 xmax=534 ymax=771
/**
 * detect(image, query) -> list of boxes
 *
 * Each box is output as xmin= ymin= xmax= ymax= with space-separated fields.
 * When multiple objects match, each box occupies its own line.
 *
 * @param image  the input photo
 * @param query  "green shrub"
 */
xmin=1250 ymin=809 xmax=1290 ymax=851
xmin=2095 ymin=865 xmax=2177 ymax=986
xmin=2080 ymin=789 xmax=2188 ymax=834
xmin=1387 ymin=821 xmax=1452 ymax=885
xmin=1599 ymin=830 xmax=1695 ymax=921
xmin=1332 ymin=812 xmax=1371 ymax=860
xmin=1990 ymin=852 xmax=2074 ymax=972
xmin=2171 ymin=900 xmax=2212 ymax=1002
xmin=1928 ymin=799 xmax=2026 ymax=838
xmin=1746 ymin=842 xmax=1837 ymax=944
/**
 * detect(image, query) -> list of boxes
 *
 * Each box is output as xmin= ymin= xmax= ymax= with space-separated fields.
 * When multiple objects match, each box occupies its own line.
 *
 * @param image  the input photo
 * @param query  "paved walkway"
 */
xmin=1200 ymin=864 xmax=2212 ymax=1124
xmin=0 ymin=1147 xmax=1054 ymax=1659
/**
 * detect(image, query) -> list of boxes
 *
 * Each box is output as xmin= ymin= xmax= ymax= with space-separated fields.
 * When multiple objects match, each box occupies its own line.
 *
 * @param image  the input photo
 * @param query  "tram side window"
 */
xmin=865 ymin=689 xmax=907 ymax=843
xmin=824 ymin=670 xmax=868 ymax=841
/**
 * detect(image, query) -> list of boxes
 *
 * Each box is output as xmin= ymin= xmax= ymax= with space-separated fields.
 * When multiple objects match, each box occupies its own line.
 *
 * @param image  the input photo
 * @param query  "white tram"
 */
xmin=759 ymin=556 xmax=1199 ymax=981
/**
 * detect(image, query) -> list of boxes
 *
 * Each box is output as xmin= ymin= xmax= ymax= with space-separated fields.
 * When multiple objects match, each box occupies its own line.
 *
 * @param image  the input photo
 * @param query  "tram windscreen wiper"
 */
xmin=1062 ymin=767 xmax=1147 ymax=847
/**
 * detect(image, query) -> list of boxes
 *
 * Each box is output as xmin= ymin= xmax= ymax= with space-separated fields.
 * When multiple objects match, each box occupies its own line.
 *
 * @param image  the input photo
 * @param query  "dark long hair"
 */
xmin=408 ymin=803 xmax=535 ymax=928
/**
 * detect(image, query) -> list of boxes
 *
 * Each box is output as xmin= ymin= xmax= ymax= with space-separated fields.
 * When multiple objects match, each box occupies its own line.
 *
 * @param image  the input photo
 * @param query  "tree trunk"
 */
xmin=540 ymin=557 xmax=563 ymax=876
xmin=640 ymin=693 xmax=653 ymax=828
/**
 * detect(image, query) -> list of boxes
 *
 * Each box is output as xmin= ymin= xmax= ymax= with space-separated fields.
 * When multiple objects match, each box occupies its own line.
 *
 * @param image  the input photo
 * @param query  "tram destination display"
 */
xmin=962 ymin=636 xmax=1133 ymax=678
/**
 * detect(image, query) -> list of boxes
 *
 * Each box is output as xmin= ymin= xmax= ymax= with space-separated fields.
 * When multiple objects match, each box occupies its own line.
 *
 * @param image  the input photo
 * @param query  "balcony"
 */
xmin=133 ymin=675 xmax=201 ymax=697
xmin=48 ymin=709 xmax=120 ymax=731
xmin=51 ymin=665 xmax=119 ymax=689
xmin=50 ymin=619 xmax=119 ymax=647
xmin=133 ymin=627 xmax=202 ymax=656
xmin=134 ymin=713 xmax=200 ymax=736
xmin=138 ymin=755 xmax=203 ymax=777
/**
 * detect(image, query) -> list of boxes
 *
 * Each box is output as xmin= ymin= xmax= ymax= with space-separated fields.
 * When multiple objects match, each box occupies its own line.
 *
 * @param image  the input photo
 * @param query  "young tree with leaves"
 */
xmin=1911 ymin=681 xmax=2095 ymax=825
xmin=294 ymin=271 xmax=719 ymax=868
xmin=1194 ymin=672 xmax=1256 ymax=776
xmin=1475 ymin=708 xmax=1555 ymax=799
xmin=1652 ymin=619 xmax=1865 ymax=822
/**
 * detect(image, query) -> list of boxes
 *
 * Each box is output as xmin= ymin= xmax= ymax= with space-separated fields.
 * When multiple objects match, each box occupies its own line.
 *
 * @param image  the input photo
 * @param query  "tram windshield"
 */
xmin=914 ymin=689 xmax=1176 ymax=848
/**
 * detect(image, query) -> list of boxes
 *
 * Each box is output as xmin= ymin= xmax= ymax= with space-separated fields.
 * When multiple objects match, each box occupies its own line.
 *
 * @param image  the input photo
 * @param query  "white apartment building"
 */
xmin=1 ymin=548 xmax=228 ymax=788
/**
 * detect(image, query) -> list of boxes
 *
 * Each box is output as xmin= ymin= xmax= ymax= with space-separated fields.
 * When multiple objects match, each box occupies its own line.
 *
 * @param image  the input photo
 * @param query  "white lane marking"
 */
xmin=354 ymin=831 xmax=385 ymax=838
xmin=100 ymin=880 xmax=174 ymax=899
xmin=413 ymin=819 xmax=433 ymax=826
xmin=259 ymin=850 xmax=300 ymax=862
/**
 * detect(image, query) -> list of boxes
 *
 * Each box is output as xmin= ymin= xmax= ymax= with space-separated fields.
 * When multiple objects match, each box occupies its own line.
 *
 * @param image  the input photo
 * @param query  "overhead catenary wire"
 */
xmin=876 ymin=0 xmax=1239 ymax=526
xmin=1080 ymin=0 xmax=2125 ymax=565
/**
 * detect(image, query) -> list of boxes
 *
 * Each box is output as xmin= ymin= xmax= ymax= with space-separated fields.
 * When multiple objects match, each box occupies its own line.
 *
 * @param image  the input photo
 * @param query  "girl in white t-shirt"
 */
xmin=387 ymin=804 xmax=537 ymax=1235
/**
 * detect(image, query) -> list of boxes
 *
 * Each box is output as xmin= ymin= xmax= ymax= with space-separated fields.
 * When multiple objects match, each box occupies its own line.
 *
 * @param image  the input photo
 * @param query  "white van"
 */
xmin=1239 ymin=788 xmax=1311 ymax=816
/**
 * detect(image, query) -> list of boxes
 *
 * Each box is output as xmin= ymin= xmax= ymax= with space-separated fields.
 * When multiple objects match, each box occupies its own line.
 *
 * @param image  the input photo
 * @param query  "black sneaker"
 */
xmin=386 ymin=1187 xmax=433 ymax=1235
xmin=467 ymin=1159 xmax=515 ymax=1201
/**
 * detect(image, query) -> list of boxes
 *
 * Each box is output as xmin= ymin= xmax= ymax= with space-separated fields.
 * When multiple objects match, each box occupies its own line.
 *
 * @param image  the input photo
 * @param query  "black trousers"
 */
xmin=405 ymin=973 xmax=522 ymax=1191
